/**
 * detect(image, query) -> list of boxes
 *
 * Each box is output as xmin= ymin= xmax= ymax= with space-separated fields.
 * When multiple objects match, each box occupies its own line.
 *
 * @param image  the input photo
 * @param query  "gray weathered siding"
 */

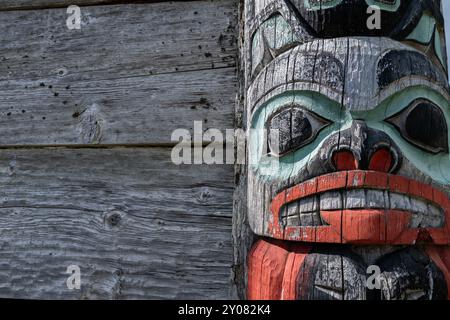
xmin=0 ymin=1 xmax=237 ymax=145
xmin=0 ymin=0 xmax=238 ymax=299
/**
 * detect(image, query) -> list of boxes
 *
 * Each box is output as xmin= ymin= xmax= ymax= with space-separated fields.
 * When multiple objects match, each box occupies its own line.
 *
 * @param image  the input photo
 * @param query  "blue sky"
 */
xmin=444 ymin=1 xmax=450 ymax=73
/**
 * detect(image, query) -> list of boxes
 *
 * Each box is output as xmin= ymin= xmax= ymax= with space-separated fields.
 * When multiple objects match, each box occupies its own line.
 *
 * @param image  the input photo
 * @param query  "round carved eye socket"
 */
xmin=267 ymin=106 xmax=331 ymax=157
xmin=386 ymin=99 xmax=449 ymax=154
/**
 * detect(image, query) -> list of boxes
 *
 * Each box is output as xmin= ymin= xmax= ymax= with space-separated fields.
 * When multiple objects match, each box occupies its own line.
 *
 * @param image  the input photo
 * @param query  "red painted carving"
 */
xmin=427 ymin=247 xmax=450 ymax=299
xmin=247 ymin=239 xmax=311 ymax=300
xmin=368 ymin=148 xmax=393 ymax=172
xmin=268 ymin=170 xmax=450 ymax=245
xmin=332 ymin=150 xmax=359 ymax=171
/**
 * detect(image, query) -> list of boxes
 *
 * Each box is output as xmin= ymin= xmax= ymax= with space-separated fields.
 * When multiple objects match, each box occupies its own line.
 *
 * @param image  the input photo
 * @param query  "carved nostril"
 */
xmin=332 ymin=150 xmax=359 ymax=171
xmin=368 ymin=148 xmax=393 ymax=172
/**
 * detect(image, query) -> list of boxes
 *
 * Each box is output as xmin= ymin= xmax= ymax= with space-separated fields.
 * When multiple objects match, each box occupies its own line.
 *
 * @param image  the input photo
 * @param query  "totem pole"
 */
xmin=245 ymin=0 xmax=450 ymax=299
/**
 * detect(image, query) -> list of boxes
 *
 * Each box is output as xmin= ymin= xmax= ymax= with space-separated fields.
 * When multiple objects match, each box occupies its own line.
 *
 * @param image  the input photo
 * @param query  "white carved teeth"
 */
xmin=390 ymin=192 xmax=411 ymax=211
xmin=410 ymin=203 xmax=444 ymax=228
xmin=283 ymin=196 xmax=321 ymax=227
xmin=365 ymin=190 xmax=388 ymax=209
xmin=299 ymin=196 xmax=318 ymax=213
xmin=345 ymin=190 xmax=366 ymax=209
xmin=320 ymin=191 xmax=341 ymax=210
xmin=280 ymin=189 xmax=445 ymax=228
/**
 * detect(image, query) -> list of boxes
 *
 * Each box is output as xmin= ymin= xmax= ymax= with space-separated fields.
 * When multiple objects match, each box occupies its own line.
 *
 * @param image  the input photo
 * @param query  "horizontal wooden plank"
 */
xmin=0 ymin=0 xmax=189 ymax=11
xmin=0 ymin=68 xmax=236 ymax=146
xmin=0 ymin=147 xmax=234 ymax=299
xmin=0 ymin=0 xmax=120 ymax=10
xmin=0 ymin=0 xmax=237 ymax=145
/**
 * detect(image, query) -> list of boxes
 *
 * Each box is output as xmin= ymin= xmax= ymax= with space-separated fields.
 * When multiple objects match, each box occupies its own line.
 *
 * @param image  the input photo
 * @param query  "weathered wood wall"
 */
xmin=0 ymin=0 xmax=238 ymax=299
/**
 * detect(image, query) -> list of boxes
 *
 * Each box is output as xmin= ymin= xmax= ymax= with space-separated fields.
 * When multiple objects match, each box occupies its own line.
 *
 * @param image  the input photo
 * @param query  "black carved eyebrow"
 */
xmin=377 ymin=50 xmax=449 ymax=92
xmin=285 ymin=0 xmax=444 ymax=40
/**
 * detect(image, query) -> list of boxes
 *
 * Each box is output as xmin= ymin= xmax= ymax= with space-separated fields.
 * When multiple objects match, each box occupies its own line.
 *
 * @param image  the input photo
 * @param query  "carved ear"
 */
xmin=250 ymin=13 xmax=299 ymax=76
xmin=386 ymin=99 xmax=449 ymax=154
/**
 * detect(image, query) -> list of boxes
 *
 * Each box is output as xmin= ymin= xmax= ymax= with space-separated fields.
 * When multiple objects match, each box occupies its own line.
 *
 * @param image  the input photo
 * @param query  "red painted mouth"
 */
xmin=269 ymin=170 xmax=450 ymax=245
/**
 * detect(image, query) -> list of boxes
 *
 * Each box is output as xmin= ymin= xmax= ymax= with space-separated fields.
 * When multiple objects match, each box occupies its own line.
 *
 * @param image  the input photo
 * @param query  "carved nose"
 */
xmin=368 ymin=147 xmax=393 ymax=172
xmin=332 ymin=150 xmax=359 ymax=171
xmin=328 ymin=121 xmax=401 ymax=173
xmin=332 ymin=147 xmax=395 ymax=173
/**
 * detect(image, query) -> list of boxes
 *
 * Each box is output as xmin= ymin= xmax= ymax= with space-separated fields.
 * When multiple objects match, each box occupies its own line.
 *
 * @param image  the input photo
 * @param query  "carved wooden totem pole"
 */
xmin=245 ymin=0 xmax=450 ymax=299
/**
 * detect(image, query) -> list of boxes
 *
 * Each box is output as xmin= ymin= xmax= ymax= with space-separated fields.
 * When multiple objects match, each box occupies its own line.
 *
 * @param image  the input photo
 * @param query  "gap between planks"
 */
xmin=0 ymin=142 xmax=232 ymax=149
xmin=0 ymin=0 xmax=197 ymax=12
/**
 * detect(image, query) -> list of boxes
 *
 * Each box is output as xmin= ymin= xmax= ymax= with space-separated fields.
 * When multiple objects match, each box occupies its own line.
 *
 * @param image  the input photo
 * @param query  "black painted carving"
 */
xmin=376 ymin=247 xmax=448 ymax=300
xmin=296 ymin=246 xmax=367 ymax=300
xmin=267 ymin=106 xmax=331 ymax=157
xmin=286 ymin=0 xmax=443 ymax=40
xmin=377 ymin=50 xmax=449 ymax=91
xmin=295 ymin=246 xmax=447 ymax=300
xmin=386 ymin=99 xmax=449 ymax=154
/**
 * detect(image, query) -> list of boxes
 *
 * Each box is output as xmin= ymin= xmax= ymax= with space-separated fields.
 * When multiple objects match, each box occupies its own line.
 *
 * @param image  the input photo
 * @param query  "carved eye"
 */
xmin=266 ymin=106 xmax=331 ymax=157
xmin=251 ymin=13 xmax=298 ymax=75
xmin=386 ymin=99 xmax=448 ymax=154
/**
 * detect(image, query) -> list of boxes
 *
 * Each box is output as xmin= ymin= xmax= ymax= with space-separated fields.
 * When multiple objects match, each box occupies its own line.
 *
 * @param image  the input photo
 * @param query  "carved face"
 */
xmin=246 ymin=0 xmax=450 ymax=245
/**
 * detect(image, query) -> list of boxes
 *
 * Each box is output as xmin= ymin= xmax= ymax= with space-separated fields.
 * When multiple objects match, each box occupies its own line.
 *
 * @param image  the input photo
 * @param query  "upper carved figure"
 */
xmin=245 ymin=0 xmax=450 ymax=245
xmin=247 ymin=0 xmax=448 ymax=78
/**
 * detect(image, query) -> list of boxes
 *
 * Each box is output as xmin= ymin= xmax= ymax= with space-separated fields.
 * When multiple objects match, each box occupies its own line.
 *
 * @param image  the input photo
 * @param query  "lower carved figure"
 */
xmin=248 ymin=239 xmax=450 ymax=300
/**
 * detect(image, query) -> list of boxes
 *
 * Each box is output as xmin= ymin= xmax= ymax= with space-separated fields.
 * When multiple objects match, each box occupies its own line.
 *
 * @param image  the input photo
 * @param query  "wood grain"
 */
xmin=0 ymin=0 xmax=190 ymax=11
xmin=0 ymin=0 xmax=237 ymax=145
xmin=0 ymin=147 xmax=234 ymax=299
